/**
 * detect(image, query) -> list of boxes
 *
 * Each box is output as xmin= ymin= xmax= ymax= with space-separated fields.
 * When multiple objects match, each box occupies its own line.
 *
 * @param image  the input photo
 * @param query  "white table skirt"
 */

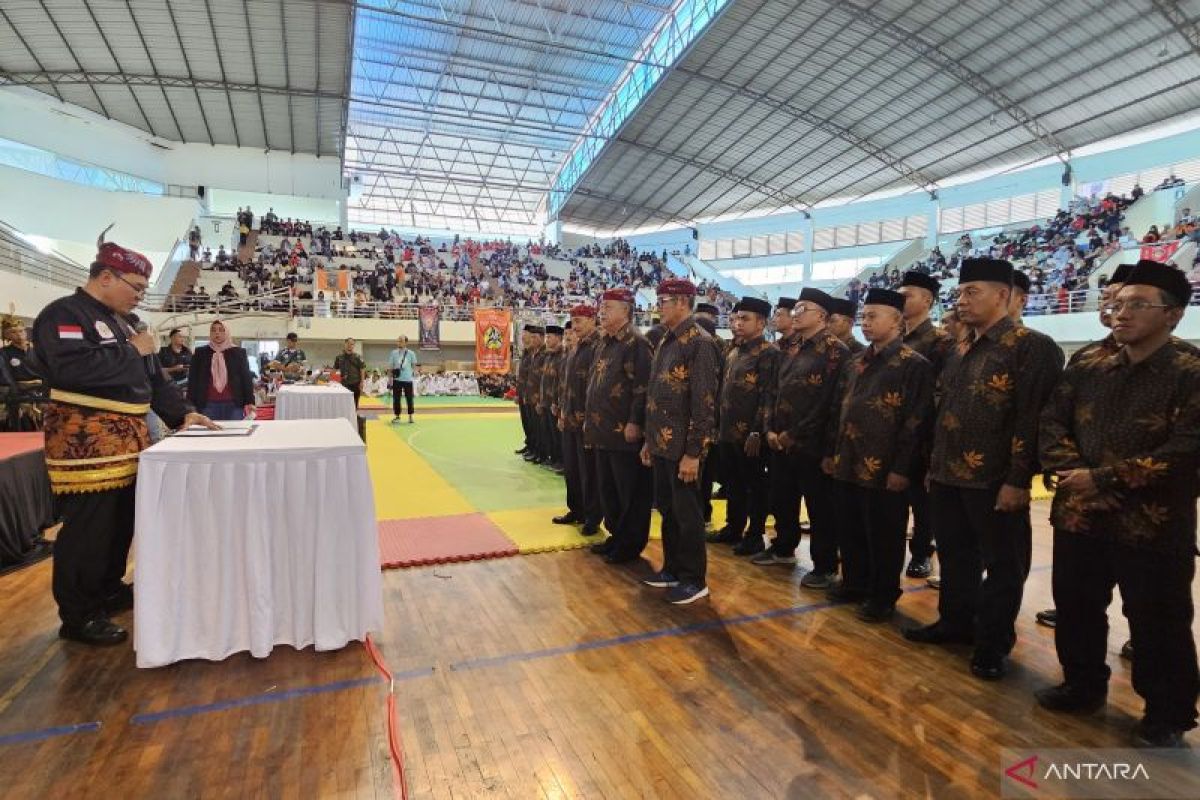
xmin=275 ymin=384 xmax=357 ymax=428
xmin=133 ymin=420 xmax=383 ymax=668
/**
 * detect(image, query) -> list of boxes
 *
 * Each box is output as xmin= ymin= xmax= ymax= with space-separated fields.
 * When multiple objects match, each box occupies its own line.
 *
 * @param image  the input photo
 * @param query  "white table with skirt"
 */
xmin=275 ymin=384 xmax=357 ymax=428
xmin=133 ymin=419 xmax=383 ymax=668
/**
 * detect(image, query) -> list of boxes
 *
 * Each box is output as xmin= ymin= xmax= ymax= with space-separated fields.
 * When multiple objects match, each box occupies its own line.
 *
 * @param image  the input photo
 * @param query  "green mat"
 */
xmin=388 ymin=415 xmax=565 ymax=512
xmin=374 ymin=394 xmax=513 ymax=408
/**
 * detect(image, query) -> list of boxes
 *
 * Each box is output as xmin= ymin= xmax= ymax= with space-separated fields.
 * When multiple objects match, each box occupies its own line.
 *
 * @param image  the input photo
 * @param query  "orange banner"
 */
xmin=337 ymin=269 xmax=351 ymax=293
xmin=1140 ymin=240 xmax=1181 ymax=263
xmin=474 ymin=308 xmax=512 ymax=374
xmin=315 ymin=267 xmax=327 ymax=292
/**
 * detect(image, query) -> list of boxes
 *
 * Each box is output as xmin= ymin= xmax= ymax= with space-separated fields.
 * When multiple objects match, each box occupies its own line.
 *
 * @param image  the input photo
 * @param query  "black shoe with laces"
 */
xmin=705 ymin=527 xmax=740 ymax=544
xmin=552 ymin=513 xmax=581 ymax=525
xmin=857 ymin=601 xmax=895 ymax=623
xmin=104 ymin=584 xmax=134 ymax=614
xmin=970 ymin=650 xmax=1007 ymax=681
xmin=1036 ymin=608 xmax=1058 ymax=628
xmin=1035 ymin=683 xmax=1106 ymax=714
xmin=589 ymin=538 xmax=613 ymax=555
xmin=59 ymin=618 xmax=128 ymax=647
xmin=904 ymin=622 xmax=973 ymax=645
xmin=905 ymin=557 xmax=932 ymax=578
xmin=1132 ymin=721 xmax=1189 ymax=748
xmin=732 ymin=535 xmax=766 ymax=556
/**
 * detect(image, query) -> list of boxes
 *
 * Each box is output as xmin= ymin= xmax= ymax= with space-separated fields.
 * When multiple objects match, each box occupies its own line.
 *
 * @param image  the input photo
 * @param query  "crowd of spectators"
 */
xmin=846 ymin=187 xmax=1200 ymax=315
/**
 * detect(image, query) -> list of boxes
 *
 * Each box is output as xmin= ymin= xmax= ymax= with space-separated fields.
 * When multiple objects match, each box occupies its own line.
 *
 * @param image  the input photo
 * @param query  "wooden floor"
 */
xmin=0 ymin=503 xmax=1196 ymax=799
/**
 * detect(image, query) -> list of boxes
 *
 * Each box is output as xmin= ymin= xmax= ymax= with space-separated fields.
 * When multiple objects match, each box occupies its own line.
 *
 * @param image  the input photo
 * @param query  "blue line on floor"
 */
xmin=0 ymin=721 xmax=102 ymax=748
xmin=130 ymin=672 xmax=414 ymax=726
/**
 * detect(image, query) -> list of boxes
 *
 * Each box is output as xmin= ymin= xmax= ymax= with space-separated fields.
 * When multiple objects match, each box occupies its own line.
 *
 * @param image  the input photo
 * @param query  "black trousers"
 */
xmin=346 ymin=382 xmax=361 ymax=407
xmin=539 ymin=410 xmax=562 ymax=464
xmin=653 ymin=457 xmax=708 ymax=586
xmin=518 ymin=402 xmax=540 ymax=454
xmin=699 ymin=446 xmax=719 ymax=522
xmin=834 ymin=480 xmax=910 ymax=607
xmin=596 ymin=448 xmax=652 ymax=559
xmin=53 ymin=486 xmax=135 ymax=625
xmin=718 ymin=441 xmax=768 ymax=541
xmin=768 ymin=450 xmax=837 ymax=573
xmin=930 ymin=481 xmax=1032 ymax=655
xmin=907 ymin=467 xmax=935 ymax=560
xmin=562 ymin=431 xmax=601 ymax=524
xmin=392 ymin=380 xmax=414 ymax=416
xmin=1053 ymin=531 xmax=1198 ymax=731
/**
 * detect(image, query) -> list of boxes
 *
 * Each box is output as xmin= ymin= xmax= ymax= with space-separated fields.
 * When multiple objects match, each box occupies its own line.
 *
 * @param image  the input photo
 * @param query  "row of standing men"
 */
xmin=515 ymin=256 xmax=1200 ymax=748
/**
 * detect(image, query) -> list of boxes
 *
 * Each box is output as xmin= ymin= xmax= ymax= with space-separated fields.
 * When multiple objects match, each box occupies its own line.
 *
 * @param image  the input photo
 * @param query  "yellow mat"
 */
xmin=366 ymin=420 xmax=475 ymax=520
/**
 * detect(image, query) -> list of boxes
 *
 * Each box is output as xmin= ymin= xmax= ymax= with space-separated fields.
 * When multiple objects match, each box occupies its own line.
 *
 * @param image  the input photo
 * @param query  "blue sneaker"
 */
xmin=642 ymin=571 xmax=679 ymax=588
xmin=666 ymin=584 xmax=710 ymax=604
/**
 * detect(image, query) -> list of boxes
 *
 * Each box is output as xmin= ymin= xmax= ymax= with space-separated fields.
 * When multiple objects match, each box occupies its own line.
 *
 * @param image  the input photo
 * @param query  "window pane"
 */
xmin=751 ymin=234 xmax=769 ymax=256
xmin=733 ymin=237 xmax=751 ymax=257
xmin=768 ymin=232 xmax=787 ymax=254
xmin=785 ymin=231 xmax=805 ymax=252
xmin=698 ymin=240 xmax=716 ymax=260
xmin=905 ymin=214 xmax=928 ymax=238
xmin=880 ymin=217 xmax=905 ymax=241
xmin=857 ymin=221 xmax=881 ymax=245
xmin=716 ymin=239 xmax=733 ymax=260
xmin=812 ymin=228 xmax=835 ymax=250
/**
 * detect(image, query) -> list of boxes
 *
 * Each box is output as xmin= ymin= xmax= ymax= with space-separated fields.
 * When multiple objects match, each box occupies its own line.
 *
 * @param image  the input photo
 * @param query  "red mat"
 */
xmin=378 ymin=513 xmax=519 ymax=568
xmin=0 ymin=432 xmax=45 ymax=461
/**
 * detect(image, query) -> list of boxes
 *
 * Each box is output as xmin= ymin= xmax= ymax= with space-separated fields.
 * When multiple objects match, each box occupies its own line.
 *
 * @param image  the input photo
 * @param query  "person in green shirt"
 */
xmin=333 ymin=337 xmax=367 ymax=407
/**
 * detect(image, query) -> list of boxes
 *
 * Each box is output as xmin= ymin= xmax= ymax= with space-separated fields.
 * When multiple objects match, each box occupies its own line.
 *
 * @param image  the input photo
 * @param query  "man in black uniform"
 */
xmin=758 ymin=288 xmax=849 ymax=589
xmin=708 ymin=297 xmax=778 ymax=550
xmin=904 ymin=258 xmax=1063 ymax=681
xmin=2 ymin=314 xmax=44 ymax=431
xmin=693 ymin=301 xmax=728 ymax=528
xmin=823 ymin=289 xmax=933 ymax=621
xmin=31 ymin=233 xmax=215 ymax=646
xmin=515 ymin=325 xmax=544 ymax=460
xmin=554 ymin=305 xmax=602 ymax=534
xmin=828 ymin=298 xmax=865 ymax=355
xmin=585 ymin=288 xmax=653 ymax=563
xmin=538 ymin=325 xmax=565 ymax=471
xmin=898 ymin=271 xmax=955 ymax=579
xmin=157 ymin=328 xmax=192 ymax=388
xmin=1036 ymin=262 xmax=1199 ymax=747
xmin=640 ymin=279 xmax=719 ymax=604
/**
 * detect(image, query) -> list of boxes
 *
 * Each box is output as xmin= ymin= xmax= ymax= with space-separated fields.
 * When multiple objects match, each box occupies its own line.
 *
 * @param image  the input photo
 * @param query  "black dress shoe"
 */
xmin=732 ymin=536 xmax=766 ymax=556
xmin=1035 ymin=608 xmax=1057 ymax=628
xmin=589 ymin=538 xmax=613 ymax=555
xmin=604 ymin=552 xmax=638 ymax=565
xmin=826 ymin=583 xmax=867 ymax=603
xmin=905 ymin=557 xmax=932 ymax=578
xmin=1132 ymin=721 xmax=1189 ymax=748
xmin=903 ymin=622 xmax=973 ymax=645
xmin=970 ymin=651 xmax=1007 ymax=681
xmin=523 ymin=453 xmax=540 ymax=462
xmin=581 ymin=523 xmax=600 ymax=536
xmin=552 ymin=513 xmax=581 ymax=525
xmin=857 ymin=601 xmax=895 ymax=623
xmin=705 ymin=527 xmax=739 ymax=544
xmin=514 ymin=447 xmax=530 ymax=455
xmin=1120 ymin=640 xmax=1133 ymax=660
xmin=1035 ymin=683 xmax=1106 ymax=714
xmin=59 ymin=618 xmax=128 ymax=647
xmin=104 ymin=584 xmax=134 ymax=614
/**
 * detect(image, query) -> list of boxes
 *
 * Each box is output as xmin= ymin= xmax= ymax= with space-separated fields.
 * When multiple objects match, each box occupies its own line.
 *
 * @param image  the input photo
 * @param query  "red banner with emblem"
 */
xmin=474 ymin=308 xmax=512 ymax=374
xmin=1140 ymin=240 xmax=1181 ymax=262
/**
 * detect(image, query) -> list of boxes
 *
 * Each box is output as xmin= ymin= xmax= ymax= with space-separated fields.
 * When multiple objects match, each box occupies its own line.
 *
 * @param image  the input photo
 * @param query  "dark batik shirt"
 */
xmin=827 ymin=339 xmax=933 ymax=489
xmin=841 ymin=336 xmax=866 ymax=356
xmin=646 ymin=316 xmax=719 ymax=461
xmin=584 ymin=323 xmax=651 ymax=452
xmin=929 ymin=316 xmax=1062 ymax=489
xmin=538 ymin=347 xmax=564 ymax=413
xmin=1069 ymin=334 xmax=1199 ymax=368
xmin=904 ymin=318 xmax=955 ymax=379
xmin=521 ymin=347 xmax=547 ymax=409
xmin=1040 ymin=342 xmax=1200 ymax=555
xmin=768 ymin=328 xmax=849 ymax=458
xmin=559 ymin=331 xmax=600 ymax=433
xmin=516 ymin=348 xmax=535 ymax=406
xmin=718 ymin=335 xmax=779 ymax=445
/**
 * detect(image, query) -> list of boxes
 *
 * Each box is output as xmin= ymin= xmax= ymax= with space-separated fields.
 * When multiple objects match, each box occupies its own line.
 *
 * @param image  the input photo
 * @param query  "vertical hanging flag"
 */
xmin=418 ymin=305 xmax=441 ymax=350
xmin=474 ymin=308 xmax=512 ymax=374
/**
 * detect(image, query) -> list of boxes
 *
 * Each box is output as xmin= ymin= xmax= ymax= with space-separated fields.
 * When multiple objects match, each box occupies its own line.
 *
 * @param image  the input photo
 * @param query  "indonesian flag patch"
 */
xmin=58 ymin=324 xmax=84 ymax=340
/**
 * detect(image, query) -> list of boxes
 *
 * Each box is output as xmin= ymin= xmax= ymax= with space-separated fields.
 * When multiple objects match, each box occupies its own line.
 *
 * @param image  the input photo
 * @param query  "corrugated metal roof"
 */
xmin=0 ymin=0 xmax=350 ymax=155
xmin=560 ymin=0 xmax=1200 ymax=231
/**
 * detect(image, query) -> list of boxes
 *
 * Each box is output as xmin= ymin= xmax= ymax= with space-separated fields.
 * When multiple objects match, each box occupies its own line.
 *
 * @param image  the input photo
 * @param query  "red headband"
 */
xmin=601 ymin=288 xmax=635 ymax=303
xmin=656 ymin=278 xmax=697 ymax=297
xmin=97 ymin=241 xmax=153 ymax=280
xmin=569 ymin=304 xmax=597 ymax=318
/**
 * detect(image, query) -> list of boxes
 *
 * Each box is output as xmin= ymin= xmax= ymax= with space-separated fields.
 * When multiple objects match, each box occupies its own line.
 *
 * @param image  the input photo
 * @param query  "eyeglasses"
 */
xmin=114 ymin=272 xmax=148 ymax=296
xmin=1101 ymin=300 xmax=1175 ymax=314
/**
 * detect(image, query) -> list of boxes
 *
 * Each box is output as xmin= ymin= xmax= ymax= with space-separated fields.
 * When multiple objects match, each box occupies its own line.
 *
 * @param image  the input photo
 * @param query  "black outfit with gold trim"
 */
xmin=32 ymin=289 xmax=191 ymax=626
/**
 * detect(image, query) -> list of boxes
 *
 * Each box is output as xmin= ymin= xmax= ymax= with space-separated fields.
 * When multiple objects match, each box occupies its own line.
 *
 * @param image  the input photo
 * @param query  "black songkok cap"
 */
xmin=901 ymin=271 xmax=940 ymax=296
xmin=863 ymin=288 xmax=905 ymax=312
xmin=1123 ymin=259 xmax=1193 ymax=307
xmin=545 ymin=324 xmax=564 ymax=336
xmin=733 ymin=296 xmax=772 ymax=317
xmin=1110 ymin=263 xmax=1136 ymax=284
xmin=776 ymin=297 xmax=797 ymax=310
xmin=828 ymin=298 xmax=857 ymax=318
xmin=695 ymin=302 xmax=719 ymax=316
xmin=959 ymin=257 xmax=1014 ymax=286
xmin=798 ymin=287 xmax=836 ymax=313
xmin=1012 ymin=270 xmax=1031 ymax=293
xmin=523 ymin=324 xmax=544 ymax=334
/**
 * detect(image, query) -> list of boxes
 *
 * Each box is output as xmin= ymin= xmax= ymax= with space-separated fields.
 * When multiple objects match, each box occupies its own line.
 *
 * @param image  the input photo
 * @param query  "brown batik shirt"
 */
xmin=841 ymin=336 xmax=866 ymax=356
xmin=559 ymin=330 xmax=600 ymax=433
xmin=537 ymin=347 xmax=564 ymax=414
xmin=826 ymin=339 xmax=933 ymax=489
xmin=517 ymin=346 xmax=542 ymax=407
xmin=645 ymin=316 xmax=719 ymax=461
xmin=768 ymin=328 xmax=849 ymax=459
xmin=904 ymin=318 xmax=955 ymax=379
xmin=1040 ymin=342 xmax=1200 ymax=555
xmin=584 ymin=322 xmax=652 ymax=452
xmin=929 ymin=316 xmax=1063 ymax=490
xmin=718 ymin=335 xmax=779 ymax=445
